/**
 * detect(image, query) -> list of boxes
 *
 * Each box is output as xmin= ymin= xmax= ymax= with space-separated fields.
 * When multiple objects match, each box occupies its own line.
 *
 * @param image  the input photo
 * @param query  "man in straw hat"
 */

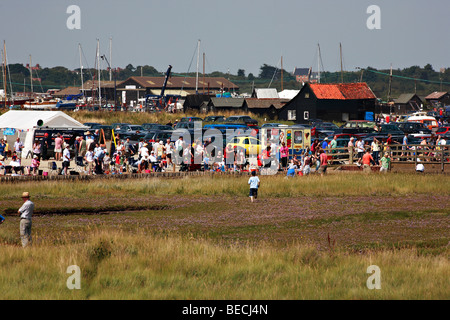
xmin=18 ymin=192 xmax=34 ymax=247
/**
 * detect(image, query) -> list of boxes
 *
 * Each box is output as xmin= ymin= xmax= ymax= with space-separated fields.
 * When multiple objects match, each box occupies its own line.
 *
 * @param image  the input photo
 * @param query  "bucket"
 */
xmin=43 ymin=172 xmax=48 ymax=176
xmin=145 ymin=169 xmax=151 ymax=174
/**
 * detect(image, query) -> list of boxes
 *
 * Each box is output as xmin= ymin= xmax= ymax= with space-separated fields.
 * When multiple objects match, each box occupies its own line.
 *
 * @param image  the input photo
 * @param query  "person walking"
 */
xmin=18 ymin=192 xmax=34 ymax=247
xmin=379 ymin=152 xmax=391 ymax=173
xmin=248 ymin=170 xmax=260 ymax=203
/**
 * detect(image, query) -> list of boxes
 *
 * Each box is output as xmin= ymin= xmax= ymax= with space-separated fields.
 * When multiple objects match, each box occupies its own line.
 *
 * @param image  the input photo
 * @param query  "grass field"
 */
xmin=0 ymin=173 xmax=449 ymax=299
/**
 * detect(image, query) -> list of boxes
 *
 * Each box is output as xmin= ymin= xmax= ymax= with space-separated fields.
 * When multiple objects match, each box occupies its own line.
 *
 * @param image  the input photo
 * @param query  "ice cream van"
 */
xmin=260 ymin=126 xmax=312 ymax=159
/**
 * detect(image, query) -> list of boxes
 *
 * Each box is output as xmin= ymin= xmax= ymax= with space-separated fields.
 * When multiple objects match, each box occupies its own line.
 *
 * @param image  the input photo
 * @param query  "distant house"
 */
xmin=293 ymin=67 xmax=319 ymax=83
xmin=252 ymin=88 xmax=279 ymax=99
xmin=183 ymin=94 xmax=216 ymax=112
xmin=52 ymin=87 xmax=81 ymax=98
xmin=278 ymin=82 xmax=377 ymax=123
xmin=82 ymin=80 xmax=117 ymax=102
xmin=425 ymin=91 xmax=450 ymax=107
xmin=244 ymin=98 xmax=289 ymax=119
xmin=278 ymin=89 xmax=300 ymax=100
xmin=393 ymin=93 xmax=423 ymax=114
xmin=202 ymin=97 xmax=246 ymax=113
xmin=116 ymin=76 xmax=238 ymax=106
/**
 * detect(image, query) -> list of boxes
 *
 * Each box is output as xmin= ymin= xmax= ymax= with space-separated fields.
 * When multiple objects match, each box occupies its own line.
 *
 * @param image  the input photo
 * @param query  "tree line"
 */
xmin=2 ymin=62 xmax=450 ymax=100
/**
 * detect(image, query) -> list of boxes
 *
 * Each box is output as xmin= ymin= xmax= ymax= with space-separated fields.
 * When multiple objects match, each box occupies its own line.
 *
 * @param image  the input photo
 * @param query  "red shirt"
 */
xmin=362 ymin=153 xmax=373 ymax=165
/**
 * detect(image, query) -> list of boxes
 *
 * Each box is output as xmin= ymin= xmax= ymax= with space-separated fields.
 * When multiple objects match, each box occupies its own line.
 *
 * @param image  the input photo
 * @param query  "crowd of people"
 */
xmin=1 ymin=125 xmax=448 ymax=177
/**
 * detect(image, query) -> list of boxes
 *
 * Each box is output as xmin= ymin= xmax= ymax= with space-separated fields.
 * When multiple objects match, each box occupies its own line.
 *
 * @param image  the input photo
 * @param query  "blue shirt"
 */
xmin=248 ymin=176 xmax=260 ymax=189
xmin=0 ymin=214 xmax=4 ymax=223
xmin=321 ymin=141 xmax=328 ymax=149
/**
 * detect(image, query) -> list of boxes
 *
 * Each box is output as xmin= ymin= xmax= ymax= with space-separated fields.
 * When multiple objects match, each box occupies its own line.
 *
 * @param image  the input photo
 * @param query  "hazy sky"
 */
xmin=1 ymin=0 xmax=449 ymax=76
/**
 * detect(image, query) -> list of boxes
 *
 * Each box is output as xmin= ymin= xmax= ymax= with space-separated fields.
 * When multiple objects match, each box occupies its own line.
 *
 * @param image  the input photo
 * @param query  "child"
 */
xmin=248 ymin=170 xmax=260 ymax=203
xmin=0 ymin=214 xmax=4 ymax=225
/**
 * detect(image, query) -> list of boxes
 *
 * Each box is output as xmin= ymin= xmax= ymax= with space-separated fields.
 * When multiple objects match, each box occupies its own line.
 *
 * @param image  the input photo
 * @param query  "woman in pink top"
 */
xmin=54 ymin=133 xmax=63 ymax=161
xmin=280 ymin=142 xmax=289 ymax=171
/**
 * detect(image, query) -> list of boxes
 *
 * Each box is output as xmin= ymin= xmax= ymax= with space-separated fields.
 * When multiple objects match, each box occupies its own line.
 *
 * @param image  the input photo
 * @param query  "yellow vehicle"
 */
xmin=226 ymin=136 xmax=262 ymax=156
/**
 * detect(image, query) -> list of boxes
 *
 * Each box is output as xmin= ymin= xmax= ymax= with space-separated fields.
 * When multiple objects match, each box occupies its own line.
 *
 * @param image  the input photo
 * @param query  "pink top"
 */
xmin=55 ymin=137 xmax=63 ymax=150
xmin=280 ymin=146 xmax=289 ymax=158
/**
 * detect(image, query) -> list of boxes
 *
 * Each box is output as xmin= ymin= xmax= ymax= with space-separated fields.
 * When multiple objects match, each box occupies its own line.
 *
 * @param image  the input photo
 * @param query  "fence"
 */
xmin=325 ymin=143 xmax=449 ymax=173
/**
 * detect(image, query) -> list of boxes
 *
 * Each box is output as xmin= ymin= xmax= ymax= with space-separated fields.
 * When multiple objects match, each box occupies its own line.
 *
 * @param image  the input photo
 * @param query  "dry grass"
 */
xmin=65 ymin=110 xmax=293 ymax=126
xmin=0 ymin=230 xmax=448 ymax=299
xmin=0 ymin=173 xmax=448 ymax=299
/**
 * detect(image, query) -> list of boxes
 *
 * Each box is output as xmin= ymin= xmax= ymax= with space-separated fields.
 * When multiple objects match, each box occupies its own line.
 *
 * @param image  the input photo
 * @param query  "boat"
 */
xmin=407 ymin=115 xmax=438 ymax=131
xmin=24 ymin=98 xmax=58 ymax=110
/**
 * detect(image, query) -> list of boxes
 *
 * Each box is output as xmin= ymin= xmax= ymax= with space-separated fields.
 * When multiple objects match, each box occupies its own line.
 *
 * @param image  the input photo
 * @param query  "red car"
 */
xmin=436 ymin=126 xmax=450 ymax=135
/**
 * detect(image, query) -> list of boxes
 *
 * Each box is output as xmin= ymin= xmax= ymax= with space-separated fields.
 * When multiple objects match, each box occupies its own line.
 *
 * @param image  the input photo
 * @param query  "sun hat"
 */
xmin=21 ymin=192 xmax=30 ymax=198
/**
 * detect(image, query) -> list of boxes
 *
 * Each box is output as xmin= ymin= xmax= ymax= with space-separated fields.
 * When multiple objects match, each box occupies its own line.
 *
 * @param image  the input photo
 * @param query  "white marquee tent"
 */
xmin=0 ymin=110 xmax=88 ymax=158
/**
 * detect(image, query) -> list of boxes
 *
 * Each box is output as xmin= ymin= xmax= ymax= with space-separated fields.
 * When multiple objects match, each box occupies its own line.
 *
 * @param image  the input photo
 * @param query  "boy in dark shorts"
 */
xmin=248 ymin=170 xmax=260 ymax=203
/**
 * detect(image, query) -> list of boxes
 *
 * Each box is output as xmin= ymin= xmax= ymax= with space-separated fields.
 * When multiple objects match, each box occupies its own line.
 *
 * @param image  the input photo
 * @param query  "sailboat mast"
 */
xmin=79 ymin=44 xmax=84 ymax=96
xmin=196 ymin=39 xmax=200 ymax=94
xmin=97 ymin=39 xmax=101 ymax=105
xmin=387 ymin=64 xmax=393 ymax=102
xmin=109 ymin=37 xmax=112 ymax=81
xmin=203 ymin=52 xmax=205 ymax=94
xmin=317 ymin=43 xmax=321 ymax=84
xmin=30 ymin=55 xmax=33 ymax=94
xmin=340 ymin=43 xmax=344 ymax=83
xmin=3 ymin=41 xmax=7 ymax=106
xmin=281 ymin=56 xmax=283 ymax=92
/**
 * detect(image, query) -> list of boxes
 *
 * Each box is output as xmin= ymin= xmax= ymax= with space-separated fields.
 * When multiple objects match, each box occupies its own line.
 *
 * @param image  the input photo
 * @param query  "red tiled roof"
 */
xmin=309 ymin=83 xmax=376 ymax=100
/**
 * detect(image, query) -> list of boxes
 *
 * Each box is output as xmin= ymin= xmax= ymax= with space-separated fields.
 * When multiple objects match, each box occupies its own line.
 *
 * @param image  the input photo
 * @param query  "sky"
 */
xmin=1 ymin=0 xmax=449 ymax=76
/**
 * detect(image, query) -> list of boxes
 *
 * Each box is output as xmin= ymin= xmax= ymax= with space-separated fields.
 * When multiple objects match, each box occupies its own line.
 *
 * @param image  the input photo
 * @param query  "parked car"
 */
xmin=142 ymin=123 xmax=173 ymax=131
xmin=116 ymin=124 xmax=146 ymax=134
xmin=261 ymin=123 xmax=287 ymax=128
xmin=144 ymin=130 xmax=176 ymax=144
xmin=435 ymin=126 xmax=450 ymax=136
xmin=315 ymin=122 xmax=339 ymax=131
xmin=203 ymin=115 xmax=225 ymax=123
xmin=179 ymin=116 xmax=203 ymax=123
xmin=396 ymin=122 xmax=432 ymax=138
xmin=342 ymin=120 xmax=376 ymax=132
xmin=175 ymin=122 xmax=200 ymax=130
xmin=111 ymin=123 xmax=131 ymax=131
xmin=90 ymin=124 xmax=113 ymax=140
xmin=225 ymin=115 xmax=258 ymax=127
xmin=83 ymin=122 xmax=101 ymax=129
xmin=226 ymin=135 xmax=262 ymax=156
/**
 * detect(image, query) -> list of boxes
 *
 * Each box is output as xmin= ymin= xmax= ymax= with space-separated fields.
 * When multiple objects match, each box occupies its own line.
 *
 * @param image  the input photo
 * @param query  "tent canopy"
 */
xmin=0 ymin=110 xmax=87 ymax=130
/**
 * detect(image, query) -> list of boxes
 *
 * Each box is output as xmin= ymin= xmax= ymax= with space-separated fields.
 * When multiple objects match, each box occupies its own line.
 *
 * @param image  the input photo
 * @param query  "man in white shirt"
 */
xmin=18 ymin=191 xmax=34 ymax=247
xmin=85 ymin=149 xmax=94 ymax=174
xmin=62 ymin=144 xmax=71 ymax=175
xmin=14 ymin=137 xmax=24 ymax=159
xmin=174 ymin=136 xmax=185 ymax=165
